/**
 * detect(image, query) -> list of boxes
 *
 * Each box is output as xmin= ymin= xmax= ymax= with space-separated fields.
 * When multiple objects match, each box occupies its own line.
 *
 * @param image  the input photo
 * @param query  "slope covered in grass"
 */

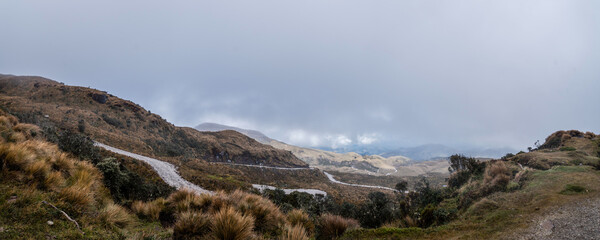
xmin=341 ymin=131 xmax=600 ymax=239
xmin=0 ymin=74 xmax=306 ymax=168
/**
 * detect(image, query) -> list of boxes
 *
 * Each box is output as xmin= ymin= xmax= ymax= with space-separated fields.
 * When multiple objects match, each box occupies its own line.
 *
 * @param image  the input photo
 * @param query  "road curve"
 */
xmin=323 ymin=171 xmax=398 ymax=192
xmin=213 ymin=161 xmax=397 ymax=192
xmin=209 ymin=162 xmax=312 ymax=170
xmin=94 ymin=142 xmax=214 ymax=195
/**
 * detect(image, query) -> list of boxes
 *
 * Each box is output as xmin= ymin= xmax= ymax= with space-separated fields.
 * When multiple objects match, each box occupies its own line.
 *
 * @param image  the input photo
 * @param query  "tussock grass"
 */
xmin=98 ymin=202 xmax=134 ymax=228
xmin=287 ymin=209 xmax=314 ymax=234
xmin=173 ymin=211 xmax=211 ymax=240
xmin=167 ymin=189 xmax=212 ymax=213
xmin=281 ymin=224 xmax=310 ymax=240
xmin=318 ymin=214 xmax=359 ymax=240
xmin=235 ymin=190 xmax=285 ymax=235
xmin=483 ymin=161 xmax=510 ymax=192
xmin=0 ymin=143 xmax=35 ymax=170
xmin=132 ymin=198 xmax=166 ymax=221
xmin=211 ymin=206 xmax=255 ymax=240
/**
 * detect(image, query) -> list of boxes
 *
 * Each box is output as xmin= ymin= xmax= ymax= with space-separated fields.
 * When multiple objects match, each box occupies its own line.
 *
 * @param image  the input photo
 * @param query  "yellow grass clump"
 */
xmin=98 ymin=203 xmax=134 ymax=228
xmin=287 ymin=209 xmax=314 ymax=234
xmin=167 ymin=188 xmax=212 ymax=213
xmin=235 ymin=190 xmax=286 ymax=235
xmin=211 ymin=206 xmax=255 ymax=240
xmin=483 ymin=161 xmax=511 ymax=192
xmin=173 ymin=211 xmax=211 ymax=240
xmin=131 ymin=198 xmax=166 ymax=221
xmin=281 ymin=224 xmax=310 ymax=240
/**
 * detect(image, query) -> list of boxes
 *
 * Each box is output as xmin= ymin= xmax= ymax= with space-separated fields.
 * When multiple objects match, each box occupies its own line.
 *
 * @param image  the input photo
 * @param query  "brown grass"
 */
xmin=483 ymin=161 xmax=510 ymax=192
xmin=281 ymin=224 xmax=310 ymax=240
xmin=287 ymin=209 xmax=314 ymax=234
xmin=173 ymin=211 xmax=211 ymax=240
xmin=318 ymin=214 xmax=359 ymax=240
xmin=98 ymin=203 xmax=134 ymax=228
xmin=0 ymin=143 xmax=35 ymax=170
xmin=167 ymin=189 xmax=212 ymax=213
xmin=131 ymin=198 xmax=166 ymax=221
xmin=235 ymin=190 xmax=285 ymax=235
xmin=211 ymin=206 xmax=255 ymax=240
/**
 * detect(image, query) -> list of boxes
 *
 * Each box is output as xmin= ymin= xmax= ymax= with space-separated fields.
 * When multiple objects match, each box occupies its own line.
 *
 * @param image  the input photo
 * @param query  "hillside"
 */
xmin=0 ymin=110 xmax=342 ymax=239
xmin=340 ymin=130 xmax=600 ymax=239
xmin=196 ymin=122 xmax=275 ymax=144
xmin=0 ymin=74 xmax=306 ymax=168
xmin=196 ymin=122 xmax=413 ymax=175
xmin=0 ymin=74 xmax=401 ymax=202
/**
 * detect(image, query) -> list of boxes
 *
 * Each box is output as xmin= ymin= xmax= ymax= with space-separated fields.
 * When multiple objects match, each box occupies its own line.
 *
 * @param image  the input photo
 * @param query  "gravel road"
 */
xmin=515 ymin=197 xmax=600 ymax=240
xmin=94 ymin=142 xmax=214 ymax=195
xmin=323 ymin=171 xmax=398 ymax=192
xmin=95 ymin=142 xmax=396 ymax=196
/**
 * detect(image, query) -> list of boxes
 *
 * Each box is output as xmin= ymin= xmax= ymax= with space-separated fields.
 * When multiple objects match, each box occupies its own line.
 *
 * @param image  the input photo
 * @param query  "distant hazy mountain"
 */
xmin=196 ymin=123 xmax=274 ymax=143
xmin=320 ymin=144 xmax=516 ymax=161
xmin=383 ymin=145 xmax=516 ymax=160
xmin=195 ymin=123 xmax=412 ymax=175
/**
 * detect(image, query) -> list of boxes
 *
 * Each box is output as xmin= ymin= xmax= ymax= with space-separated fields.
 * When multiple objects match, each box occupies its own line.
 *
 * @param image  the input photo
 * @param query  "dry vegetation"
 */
xmin=2 ymin=74 xmax=600 ymax=239
xmin=0 ymin=75 xmax=306 ymax=168
xmin=0 ymin=111 xmax=168 ymax=238
xmin=0 ymin=110 xmax=358 ymax=239
xmin=341 ymin=130 xmax=600 ymax=239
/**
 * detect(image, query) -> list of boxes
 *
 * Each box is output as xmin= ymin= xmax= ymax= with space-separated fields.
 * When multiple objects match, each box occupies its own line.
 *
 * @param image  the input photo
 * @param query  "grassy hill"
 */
xmin=340 ymin=130 xmax=600 ymax=239
xmin=0 ymin=110 xmax=345 ymax=239
xmin=0 ymin=74 xmax=397 ymax=201
xmin=2 ymin=74 xmax=599 ymax=239
xmin=0 ymin=74 xmax=306 ymax=168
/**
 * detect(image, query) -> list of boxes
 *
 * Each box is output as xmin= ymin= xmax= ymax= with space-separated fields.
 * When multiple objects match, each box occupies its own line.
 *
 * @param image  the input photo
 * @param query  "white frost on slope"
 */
xmin=94 ymin=142 xmax=214 ymax=195
xmin=252 ymin=184 xmax=327 ymax=197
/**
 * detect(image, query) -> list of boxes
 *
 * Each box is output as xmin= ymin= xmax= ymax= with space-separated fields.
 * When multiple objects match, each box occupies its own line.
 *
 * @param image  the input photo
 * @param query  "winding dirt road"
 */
xmin=94 ymin=142 xmax=214 ymax=195
xmin=323 ymin=171 xmax=398 ymax=192
xmin=95 ymin=142 xmax=397 ymax=196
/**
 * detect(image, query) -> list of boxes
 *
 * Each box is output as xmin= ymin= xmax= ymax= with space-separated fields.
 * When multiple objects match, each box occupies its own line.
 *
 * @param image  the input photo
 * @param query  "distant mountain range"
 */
xmin=319 ymin=143 xmax=516 ymax=161
xmin=196 ymin=123 xmax=274 ymax=143
xmin=196 ymin=123 xmax=412 ymax=175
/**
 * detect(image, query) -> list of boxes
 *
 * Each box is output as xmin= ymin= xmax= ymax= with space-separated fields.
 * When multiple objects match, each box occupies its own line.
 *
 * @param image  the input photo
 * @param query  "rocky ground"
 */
xmin=515 ymin=196 xmax=600 ymax=240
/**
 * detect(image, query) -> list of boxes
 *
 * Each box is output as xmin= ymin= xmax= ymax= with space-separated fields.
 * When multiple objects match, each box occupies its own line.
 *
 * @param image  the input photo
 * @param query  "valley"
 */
xmin=0 ymin=74 xmax=598 ymax=239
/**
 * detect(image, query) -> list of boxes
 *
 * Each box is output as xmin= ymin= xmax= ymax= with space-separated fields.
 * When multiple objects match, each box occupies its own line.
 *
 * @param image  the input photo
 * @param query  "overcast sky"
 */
xmin=1 ymin=1 xmax=599 ymax=150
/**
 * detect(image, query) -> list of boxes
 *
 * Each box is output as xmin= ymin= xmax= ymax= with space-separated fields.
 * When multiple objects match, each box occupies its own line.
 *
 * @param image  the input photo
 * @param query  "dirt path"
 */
xmin=94 ymin=142 xmax=214 ymax=195
xmin=323 ymin=171 xmax=398 ymax=192
xmin=209 ymin=162 xmax=312 ymax=170
xmin=515 ymin=196 xmax=600 ymax=240
xmin=213 ymin=161 xmax=397 ymax=192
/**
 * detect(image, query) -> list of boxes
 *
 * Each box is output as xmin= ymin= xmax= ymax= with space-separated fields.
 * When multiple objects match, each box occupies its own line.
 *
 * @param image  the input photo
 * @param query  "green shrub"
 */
xmin=101 ymin=114 xmax=124 ymax=128
xmin=97 ymin=157 xmax=174 ymax=202
xmin=356 ymin=192 xmax=393 ymax=228
xmin=57 ymin=130 xmax=100 ymax=163
xmin=559 ymin=146 xmax=576 ymax=151
xmin=559 ymin=184 xmax=586 ymax=195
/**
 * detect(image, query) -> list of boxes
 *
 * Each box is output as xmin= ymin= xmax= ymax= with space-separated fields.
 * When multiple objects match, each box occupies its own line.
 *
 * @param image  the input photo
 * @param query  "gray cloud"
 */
xmin=1 ymin=0 xmax=598 ymax=150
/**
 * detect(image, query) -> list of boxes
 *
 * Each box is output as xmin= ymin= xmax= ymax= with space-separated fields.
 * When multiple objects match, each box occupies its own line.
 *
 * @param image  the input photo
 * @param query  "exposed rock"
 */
xmin=47 ymin=220 xmax=54 ymax=226
xmin=90 ymin=93 xmax=108 ymax=104
xmin=7 ymin=195 xmax=17 ymax=203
